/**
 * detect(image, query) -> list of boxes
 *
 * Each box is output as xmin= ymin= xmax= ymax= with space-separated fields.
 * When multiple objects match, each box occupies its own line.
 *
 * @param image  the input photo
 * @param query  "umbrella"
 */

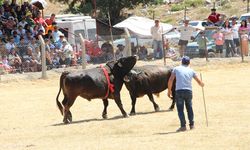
xmin=30 ymin=0 xmax=47 ymax=10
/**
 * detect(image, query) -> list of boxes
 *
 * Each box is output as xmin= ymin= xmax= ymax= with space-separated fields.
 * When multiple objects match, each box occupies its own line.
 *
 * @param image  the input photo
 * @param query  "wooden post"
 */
xmin=108 ymin=11 xmax=115 ymax=59
xmin=203 ymin=33 xmax=209 ymax=62
xmin=38 ymin=35 xmax=47 ymax=79
xmin=79 ymin=33 xmax=87 ymax=69
xmin=239 ymin=33 xmax=244 ymax=62
xmin=124 ymin=28 xmax=131 ymax=57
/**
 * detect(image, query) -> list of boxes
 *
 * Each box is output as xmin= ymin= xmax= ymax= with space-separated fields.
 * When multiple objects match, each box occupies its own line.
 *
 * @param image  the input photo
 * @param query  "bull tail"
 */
xmin=56 ymin=71 xmax=69 ymax=116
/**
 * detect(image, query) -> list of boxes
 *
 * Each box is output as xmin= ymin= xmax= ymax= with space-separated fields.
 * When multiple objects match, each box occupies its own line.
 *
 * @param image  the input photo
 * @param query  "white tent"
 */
xmin=113 ymin=16 xmax=174 ymax=38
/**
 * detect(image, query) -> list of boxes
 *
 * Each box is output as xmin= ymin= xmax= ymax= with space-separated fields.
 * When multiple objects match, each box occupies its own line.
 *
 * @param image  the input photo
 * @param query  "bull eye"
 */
xmin=118 ymin=62 xmax=123 ymax=67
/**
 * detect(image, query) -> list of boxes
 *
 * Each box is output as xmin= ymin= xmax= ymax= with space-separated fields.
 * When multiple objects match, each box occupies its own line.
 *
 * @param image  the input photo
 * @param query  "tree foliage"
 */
xmin=50 ymin=0 xmax=154 ymax=24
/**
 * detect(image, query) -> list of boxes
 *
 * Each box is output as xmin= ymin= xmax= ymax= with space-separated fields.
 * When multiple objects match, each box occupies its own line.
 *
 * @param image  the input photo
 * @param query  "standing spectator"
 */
xmin=232 ymin=18 xmax=240 ymax=55
xmin=101 ymin=41 xmax=114 ymax=62
xmin=45 ymin=13 xmax=56 ymax=26
xmin=221 ymin=20 xmax=236 ymax=57
xmin=177 ymin=18 xmax=198 ymax=58
xmin=16 ymin=25 xmax=26 ymax=37
xmin=34 ymin=11 xmax=47 ymax=27
xmin=212 ymin=30 xmax=224 ymax=57
xmin=238 ymin=20 xmax=249 ymax=56
xmin=197 ymin=31 xmax=208 ymax=58
xmin=25 ymin=12 xmax=35 ymax=27
xmin=167 ymin=56 xmax=204 ymax=132
xmin=21 ymin=0 xmax=32 ymax=14
xmin=150 ymin=19 xmax=163 ymax=59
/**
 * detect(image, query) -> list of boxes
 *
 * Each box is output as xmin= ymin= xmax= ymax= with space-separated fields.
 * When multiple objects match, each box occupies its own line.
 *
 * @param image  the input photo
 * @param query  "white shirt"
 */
xmin=222 ymin=28 xmax=233 ymax=40
xmin=178 ymin=25 xmax=196 ymax=41
xmin=232 ymin=25 xmax=239 ymax=39
xmin=151 ymin=25 xmax=163 ymax=41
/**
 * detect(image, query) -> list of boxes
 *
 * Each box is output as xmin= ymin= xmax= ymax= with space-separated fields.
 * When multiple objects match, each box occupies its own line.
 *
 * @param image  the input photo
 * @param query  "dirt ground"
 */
xmin=0 ymin=57 xmax=250 ymax=150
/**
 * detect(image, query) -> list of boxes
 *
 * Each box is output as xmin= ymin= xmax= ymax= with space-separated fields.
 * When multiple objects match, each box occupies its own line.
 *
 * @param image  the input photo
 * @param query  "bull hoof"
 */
xmin=129 ymin=112 xmax=136 ymax=116
xmin=155 ymin=106 xmax=160 ymax=112
xmin=63 ymin=118 xmax=70 ymax=124
xmin=68 ymin=112 xmax=72 ymax=122
xmin=123 ymin=113 xmax=129 ymax=118
xmin=102 ymin=114 xmax=108 ymax=119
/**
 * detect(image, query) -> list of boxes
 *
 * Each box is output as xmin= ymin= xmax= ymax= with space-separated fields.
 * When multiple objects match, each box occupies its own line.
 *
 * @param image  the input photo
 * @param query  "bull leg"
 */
xmin=129 ymin=94 xmax=137 ymax=116
xmin=62 ymin=95 xmax=76 ymax=124
xmin=114 ymin=94 xmax=128 ymax=118
xmin=102 ymin=99 xmax=109 ymax=119
xmin=147 ymin=93 xmax=160 ymax=112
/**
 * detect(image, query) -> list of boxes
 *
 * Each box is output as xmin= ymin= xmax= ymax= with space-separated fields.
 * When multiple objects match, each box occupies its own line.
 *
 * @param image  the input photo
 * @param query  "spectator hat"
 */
xmin=211 ymin=8 xmax=216 ymax=11
xmin=181 ymin=56 xmax=190 ymax=65
xmin=26 ymin=12 xmax=32 ymax=17
xmin=59 ymin=33 xmax=65 ymax=37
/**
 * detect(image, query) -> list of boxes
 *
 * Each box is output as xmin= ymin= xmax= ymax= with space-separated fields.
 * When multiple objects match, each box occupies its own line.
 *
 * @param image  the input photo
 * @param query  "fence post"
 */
xmin=124 ymin=28 xmax=131 ymax=57
xmin=38 ymin=35 xmax=47 ymax=79
xmin=79 ymin=33 xmax=86 ymax=69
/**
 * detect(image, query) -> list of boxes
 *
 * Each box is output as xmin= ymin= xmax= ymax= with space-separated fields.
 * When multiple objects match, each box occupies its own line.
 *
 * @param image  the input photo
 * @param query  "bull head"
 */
xmin=106 ymin=56 xmax=137 ymax=79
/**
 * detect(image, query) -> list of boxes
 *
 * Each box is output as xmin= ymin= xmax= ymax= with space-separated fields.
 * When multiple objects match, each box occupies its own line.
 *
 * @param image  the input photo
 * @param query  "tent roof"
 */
xmin=113 ymin=16 xmax=173 ymax=38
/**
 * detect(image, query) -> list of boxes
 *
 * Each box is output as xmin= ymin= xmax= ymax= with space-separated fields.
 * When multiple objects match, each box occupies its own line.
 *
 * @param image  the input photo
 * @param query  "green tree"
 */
xmin=50 ymin=0 xmax=154 ymax=24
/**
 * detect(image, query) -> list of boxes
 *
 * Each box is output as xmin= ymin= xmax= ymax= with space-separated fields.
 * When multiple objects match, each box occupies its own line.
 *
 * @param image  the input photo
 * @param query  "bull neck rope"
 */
xmin=100 ymin=65 xmax=115 ymax=99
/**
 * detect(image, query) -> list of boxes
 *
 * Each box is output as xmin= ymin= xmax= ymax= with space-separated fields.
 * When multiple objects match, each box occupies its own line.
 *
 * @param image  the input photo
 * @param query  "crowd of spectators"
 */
xmin=0 ymin=0 xmax=79 ymax=74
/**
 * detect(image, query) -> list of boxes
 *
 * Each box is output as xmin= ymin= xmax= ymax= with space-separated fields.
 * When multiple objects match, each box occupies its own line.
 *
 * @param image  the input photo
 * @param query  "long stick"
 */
xmin=200 ymin=73 xmax=208 ymax=127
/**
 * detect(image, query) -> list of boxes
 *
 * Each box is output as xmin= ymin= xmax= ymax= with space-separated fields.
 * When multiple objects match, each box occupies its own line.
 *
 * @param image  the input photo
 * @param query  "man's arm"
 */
xmin=194 ymin=75 xmax=205 ymax=87
xmin=168 ymin=72 xmax=176 ymax=98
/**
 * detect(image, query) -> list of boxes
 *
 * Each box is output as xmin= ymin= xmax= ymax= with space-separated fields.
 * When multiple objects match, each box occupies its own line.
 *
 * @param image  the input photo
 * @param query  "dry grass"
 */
xmin=0 ymin=57 xmax=250 ymax=149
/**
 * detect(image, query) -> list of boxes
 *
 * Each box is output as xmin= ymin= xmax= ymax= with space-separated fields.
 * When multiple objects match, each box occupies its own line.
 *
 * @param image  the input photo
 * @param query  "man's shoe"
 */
xmin=176 ymin=126 xmax=187 ymax=132
xmin=190 ymin=125 xmax=195 ymax=130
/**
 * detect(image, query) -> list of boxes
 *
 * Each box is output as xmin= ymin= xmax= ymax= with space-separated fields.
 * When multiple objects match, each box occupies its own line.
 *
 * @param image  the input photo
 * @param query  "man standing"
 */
xmin=168 ymin=56 xmax=204 ymax=132
xmin=177 ymin=18 xmax=197 ymax=58
xmin=151 ymin=19 xmax=163 ymax=59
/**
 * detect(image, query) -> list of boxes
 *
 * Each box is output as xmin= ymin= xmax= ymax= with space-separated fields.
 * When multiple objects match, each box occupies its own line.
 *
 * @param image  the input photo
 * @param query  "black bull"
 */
xmin=124 ymin=65 xmax=176 ymax=115
xmin=56 ymin=56 xmax=137 ymax=123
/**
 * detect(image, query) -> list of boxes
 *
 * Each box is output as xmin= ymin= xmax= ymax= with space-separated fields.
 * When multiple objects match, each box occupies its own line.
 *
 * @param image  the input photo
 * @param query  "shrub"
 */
xmin=171 ymin=4 xmax=185 ymax=12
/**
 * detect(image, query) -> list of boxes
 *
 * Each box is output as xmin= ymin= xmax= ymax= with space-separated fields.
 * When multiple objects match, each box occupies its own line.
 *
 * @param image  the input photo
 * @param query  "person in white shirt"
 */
xmin=150 ymin=19 xmax=163 ymax=59
xmin=221 ymin=20 xmax=236 ymax=57
xmin=177 ymin=18 xmax=198 ymax=58
xmin=231 ymin=18 xmax=240 ymax=55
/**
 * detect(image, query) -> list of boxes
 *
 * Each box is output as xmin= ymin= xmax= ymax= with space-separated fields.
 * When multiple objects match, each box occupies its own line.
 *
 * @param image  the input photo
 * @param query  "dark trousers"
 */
xmin=175 ymin=90 xmax=194 ymax=127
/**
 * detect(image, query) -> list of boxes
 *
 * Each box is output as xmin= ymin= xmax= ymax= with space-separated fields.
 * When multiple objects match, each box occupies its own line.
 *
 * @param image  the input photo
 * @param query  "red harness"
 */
xmin=100 ymin=65 xmax=114 ymax=99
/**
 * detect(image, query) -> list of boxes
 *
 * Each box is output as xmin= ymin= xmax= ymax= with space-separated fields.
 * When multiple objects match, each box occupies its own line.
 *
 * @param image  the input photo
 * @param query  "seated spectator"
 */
xmin=115 ymin=44 xmax=125 ymax=59
xmin=52 ymin=25 xmax=63 ymax=43
xmin=24 ymin=30 xmax=33 ymax=43
xmin=137 ymin=45 xmax=148 ymax=60
xmin=58 ymin=40 xmax=73 ymax=66
xmin=0 ymin=38 xmax=7 ymax=57
xmin=21 ymin=46 xmax=39 ymax=72
xmin=54 ymin=32 xmax=65 ymax=49
xmin=5 ymin=36 xmax=15 ymax=54
xmin=13 ymin=31 xmax=21 ymax=44
xmin=18 ymin=17 xmax=28 ymax=28
xmin=44 ymin=30 xmax=54 ymax=42
xmin=16 ymin=25 xmax=26 ymax=36
xmin=15 ymin=6 xmax=24 ymax=21
xmin=1 ymin=55 xmax=13 ymax=73
xmin=2 ymin=16 xmax=16 ymax=36
xmin=207 ymin=8 xmax=225 ymax=26
xmin=29 ymin=37 xmax=39 ymax=53
xmin=101 ymin=41 xmax=114 ymax=62
xmin=8 ymin=48 xmax=22 ymax=72
xmin=131 ymin=42 xmax=137 ymax=55
xmin=16 ymin=37 xmax=28 ymax=57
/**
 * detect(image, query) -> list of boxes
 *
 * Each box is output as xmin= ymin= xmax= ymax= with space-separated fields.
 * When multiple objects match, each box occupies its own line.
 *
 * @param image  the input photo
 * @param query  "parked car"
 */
xmin=239 ymin=12 xmax=250 ymax=22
